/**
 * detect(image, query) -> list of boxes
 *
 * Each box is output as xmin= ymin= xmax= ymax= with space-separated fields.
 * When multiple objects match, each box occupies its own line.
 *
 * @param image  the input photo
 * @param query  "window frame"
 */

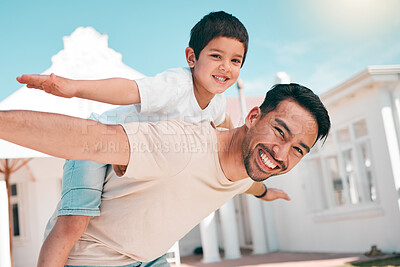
xmin=305 ymin=116 xmax=381 ymax=220
xmin=10 ymin=182 xmax=27 ymax=245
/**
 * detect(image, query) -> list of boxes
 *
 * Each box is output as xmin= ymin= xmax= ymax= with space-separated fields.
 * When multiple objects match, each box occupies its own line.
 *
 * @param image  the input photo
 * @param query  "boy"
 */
xmin=18 ymin=11 xmax=252 ymax=267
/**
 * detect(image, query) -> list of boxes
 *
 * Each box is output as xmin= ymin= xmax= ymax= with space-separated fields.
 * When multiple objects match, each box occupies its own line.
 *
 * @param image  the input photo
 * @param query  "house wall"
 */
xmin=11 ymin=158 xmax=63 ymax=267
xmin=265 ymin=85 xmax=400 ymax=253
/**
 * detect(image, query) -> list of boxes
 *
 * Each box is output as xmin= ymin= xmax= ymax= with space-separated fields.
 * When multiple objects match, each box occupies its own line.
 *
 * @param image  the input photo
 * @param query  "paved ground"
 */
xmin=171 ymin=251 xmax=395 ymax=267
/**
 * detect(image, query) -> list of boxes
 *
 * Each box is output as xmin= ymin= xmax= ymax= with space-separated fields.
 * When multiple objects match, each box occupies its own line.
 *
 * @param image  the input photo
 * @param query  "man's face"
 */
xmin=188 ymin=36 xmax=245 ymax=96
xmin=241 ymin=99 xmax=318 ymax=182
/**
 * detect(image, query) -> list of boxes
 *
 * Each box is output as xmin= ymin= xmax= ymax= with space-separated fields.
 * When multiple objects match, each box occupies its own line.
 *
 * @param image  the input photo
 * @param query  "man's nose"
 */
xmin=272 ymin=143 xmax=290 ymax=161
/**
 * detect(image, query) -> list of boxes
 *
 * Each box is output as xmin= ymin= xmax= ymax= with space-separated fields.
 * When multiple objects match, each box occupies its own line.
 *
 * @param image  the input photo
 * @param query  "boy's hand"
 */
xmin=17 ymin=73 xmax=76 ymax=98
xmin=260 ymin=187 xmax=291 ymax=202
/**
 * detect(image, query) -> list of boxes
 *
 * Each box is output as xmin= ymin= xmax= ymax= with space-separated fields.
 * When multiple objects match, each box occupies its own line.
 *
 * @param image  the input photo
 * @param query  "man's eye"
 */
xmin=294 ymin=147 xmax=304 ymax=155
xmin=275 ymin=127 xmax=284 ymax=138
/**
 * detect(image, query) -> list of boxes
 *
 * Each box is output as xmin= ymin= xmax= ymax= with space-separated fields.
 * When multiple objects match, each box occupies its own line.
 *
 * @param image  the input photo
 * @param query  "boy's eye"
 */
xmin=211 ymin=54 xmax=221 ymax=59
xmin=232 ymin=59 xmax=241 ymax=64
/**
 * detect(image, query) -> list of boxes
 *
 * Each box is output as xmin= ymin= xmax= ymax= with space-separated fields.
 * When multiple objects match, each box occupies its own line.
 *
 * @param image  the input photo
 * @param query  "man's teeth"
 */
xmin=214 ymin=75 xmax=227 ymax=81
xmin=259 ymin=150 xmax=277 ymax=169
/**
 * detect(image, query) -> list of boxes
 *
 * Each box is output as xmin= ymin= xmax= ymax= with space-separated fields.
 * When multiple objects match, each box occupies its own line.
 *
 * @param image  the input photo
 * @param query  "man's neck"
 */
xmin=215 ymin=126 xmax=249 ymax=182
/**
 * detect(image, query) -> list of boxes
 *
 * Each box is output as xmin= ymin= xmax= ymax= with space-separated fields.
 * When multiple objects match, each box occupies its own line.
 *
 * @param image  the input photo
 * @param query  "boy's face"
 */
xmin=187 ymin=36 xmax=245 ymax=97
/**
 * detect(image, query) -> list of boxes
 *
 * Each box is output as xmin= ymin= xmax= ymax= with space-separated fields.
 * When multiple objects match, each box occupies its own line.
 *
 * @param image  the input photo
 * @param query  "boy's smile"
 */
xmin=213 ymin=74 xmax=229 ymax=84
xmin=186 ymin=36 xmax=245 ymax=109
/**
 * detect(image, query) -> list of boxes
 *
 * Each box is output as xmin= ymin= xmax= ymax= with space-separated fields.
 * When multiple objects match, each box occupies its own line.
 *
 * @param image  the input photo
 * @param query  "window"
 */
xmin=327 ymin=156 xmax=345 ymax=206
xmin=10 ymin=183 xmax=24 ymax=241
xmin=306 ymin=118 xmax=377 ymax=212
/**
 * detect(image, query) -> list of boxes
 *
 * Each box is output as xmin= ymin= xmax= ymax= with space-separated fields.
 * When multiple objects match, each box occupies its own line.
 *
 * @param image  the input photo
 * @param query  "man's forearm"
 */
xmin=0 ymin=110 xmax=129 ymax=165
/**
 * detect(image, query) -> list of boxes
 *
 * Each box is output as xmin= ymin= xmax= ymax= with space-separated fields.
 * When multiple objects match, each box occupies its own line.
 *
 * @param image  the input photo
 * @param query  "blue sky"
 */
xmin=1 ymin=0 xmax=399 ymax=101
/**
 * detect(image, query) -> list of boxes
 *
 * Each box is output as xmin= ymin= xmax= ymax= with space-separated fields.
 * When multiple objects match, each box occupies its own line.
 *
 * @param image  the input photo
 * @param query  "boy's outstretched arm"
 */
xmin=16 ymin=74 xmax=140 ymax=105
xmin=0 ymin=110 xmax=129 ymax=165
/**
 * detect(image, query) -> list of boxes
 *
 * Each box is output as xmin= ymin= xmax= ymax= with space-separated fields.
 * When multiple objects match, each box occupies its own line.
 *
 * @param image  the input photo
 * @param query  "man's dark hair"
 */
xmin=189 ymin=11 xmax=249 ymax=67
xmin=259 ymin=83 xmax=331 ymax=144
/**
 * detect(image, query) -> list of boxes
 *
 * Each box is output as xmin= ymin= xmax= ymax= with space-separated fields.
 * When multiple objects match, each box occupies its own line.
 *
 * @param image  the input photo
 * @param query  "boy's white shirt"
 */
xmin=91 ymin=67 xmax=226 ymax=126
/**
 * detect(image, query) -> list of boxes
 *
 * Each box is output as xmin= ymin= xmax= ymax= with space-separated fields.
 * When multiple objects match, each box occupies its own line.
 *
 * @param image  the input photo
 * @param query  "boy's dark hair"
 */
xmin=259 ymin=83 xmax=331 ymax=144
xmin=189 ymin=11 xmax=249 ymax=67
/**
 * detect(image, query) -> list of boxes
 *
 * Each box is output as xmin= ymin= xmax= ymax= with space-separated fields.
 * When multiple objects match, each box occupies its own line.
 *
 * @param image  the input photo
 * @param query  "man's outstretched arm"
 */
xmin=0 ymin=110 xmax=129 ymax=165
xmin=245 ymin=182 xmax=291 ymax=201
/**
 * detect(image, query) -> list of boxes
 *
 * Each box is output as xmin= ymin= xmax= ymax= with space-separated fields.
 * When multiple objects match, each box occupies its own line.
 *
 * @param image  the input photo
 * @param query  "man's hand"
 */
xmin=260 ymin=187 xmax=291 ymax=202
xmin=17 ymin=73 xmax=76 ymax=98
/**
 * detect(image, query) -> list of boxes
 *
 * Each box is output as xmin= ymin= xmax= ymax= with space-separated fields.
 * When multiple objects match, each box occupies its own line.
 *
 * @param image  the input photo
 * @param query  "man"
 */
xmin=0 ymin=83 xmax=330 ymax=266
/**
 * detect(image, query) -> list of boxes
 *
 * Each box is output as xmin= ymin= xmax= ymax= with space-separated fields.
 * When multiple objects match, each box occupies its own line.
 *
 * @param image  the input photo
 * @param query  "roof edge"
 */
xmin=320 ymin=65 xmax=400 ymax=105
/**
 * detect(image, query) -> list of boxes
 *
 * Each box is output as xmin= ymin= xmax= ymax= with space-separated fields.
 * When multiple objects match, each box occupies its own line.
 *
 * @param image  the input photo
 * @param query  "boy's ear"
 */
xmin=185 ymin=47 xmax=196 ymax=68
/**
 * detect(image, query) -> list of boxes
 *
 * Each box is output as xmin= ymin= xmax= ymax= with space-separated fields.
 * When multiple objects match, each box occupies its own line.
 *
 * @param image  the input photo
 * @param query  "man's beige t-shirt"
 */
xmin=66 ymin=120 xmax=253 ymax=266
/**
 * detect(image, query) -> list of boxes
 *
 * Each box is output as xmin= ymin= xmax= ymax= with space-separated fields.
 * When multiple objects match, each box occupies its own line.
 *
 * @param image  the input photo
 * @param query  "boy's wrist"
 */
xmin=69 ymin=80 xmax=81 ymax=98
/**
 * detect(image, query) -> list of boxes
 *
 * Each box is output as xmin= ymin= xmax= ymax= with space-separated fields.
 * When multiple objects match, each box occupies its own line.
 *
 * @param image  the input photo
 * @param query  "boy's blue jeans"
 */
xmin=58 ymin=159 xmax=108 ymax=217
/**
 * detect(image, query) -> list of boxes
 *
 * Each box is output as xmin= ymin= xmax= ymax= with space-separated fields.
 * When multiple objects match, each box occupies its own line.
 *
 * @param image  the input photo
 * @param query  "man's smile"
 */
xmin=258 ymin=148 xmax=279 ymax=170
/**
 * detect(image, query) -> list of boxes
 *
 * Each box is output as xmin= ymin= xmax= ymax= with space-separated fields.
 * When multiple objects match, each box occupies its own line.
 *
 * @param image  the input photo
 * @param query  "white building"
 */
xmin=1 ymin=27 xmax=399 ymax=266
xmin=266 ymin=66 xmax=400 ymax=253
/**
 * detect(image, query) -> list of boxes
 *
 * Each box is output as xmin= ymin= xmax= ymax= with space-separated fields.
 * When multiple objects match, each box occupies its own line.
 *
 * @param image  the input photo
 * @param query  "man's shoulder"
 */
xmin=124 ymin=119 xmax=214 ymax=136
